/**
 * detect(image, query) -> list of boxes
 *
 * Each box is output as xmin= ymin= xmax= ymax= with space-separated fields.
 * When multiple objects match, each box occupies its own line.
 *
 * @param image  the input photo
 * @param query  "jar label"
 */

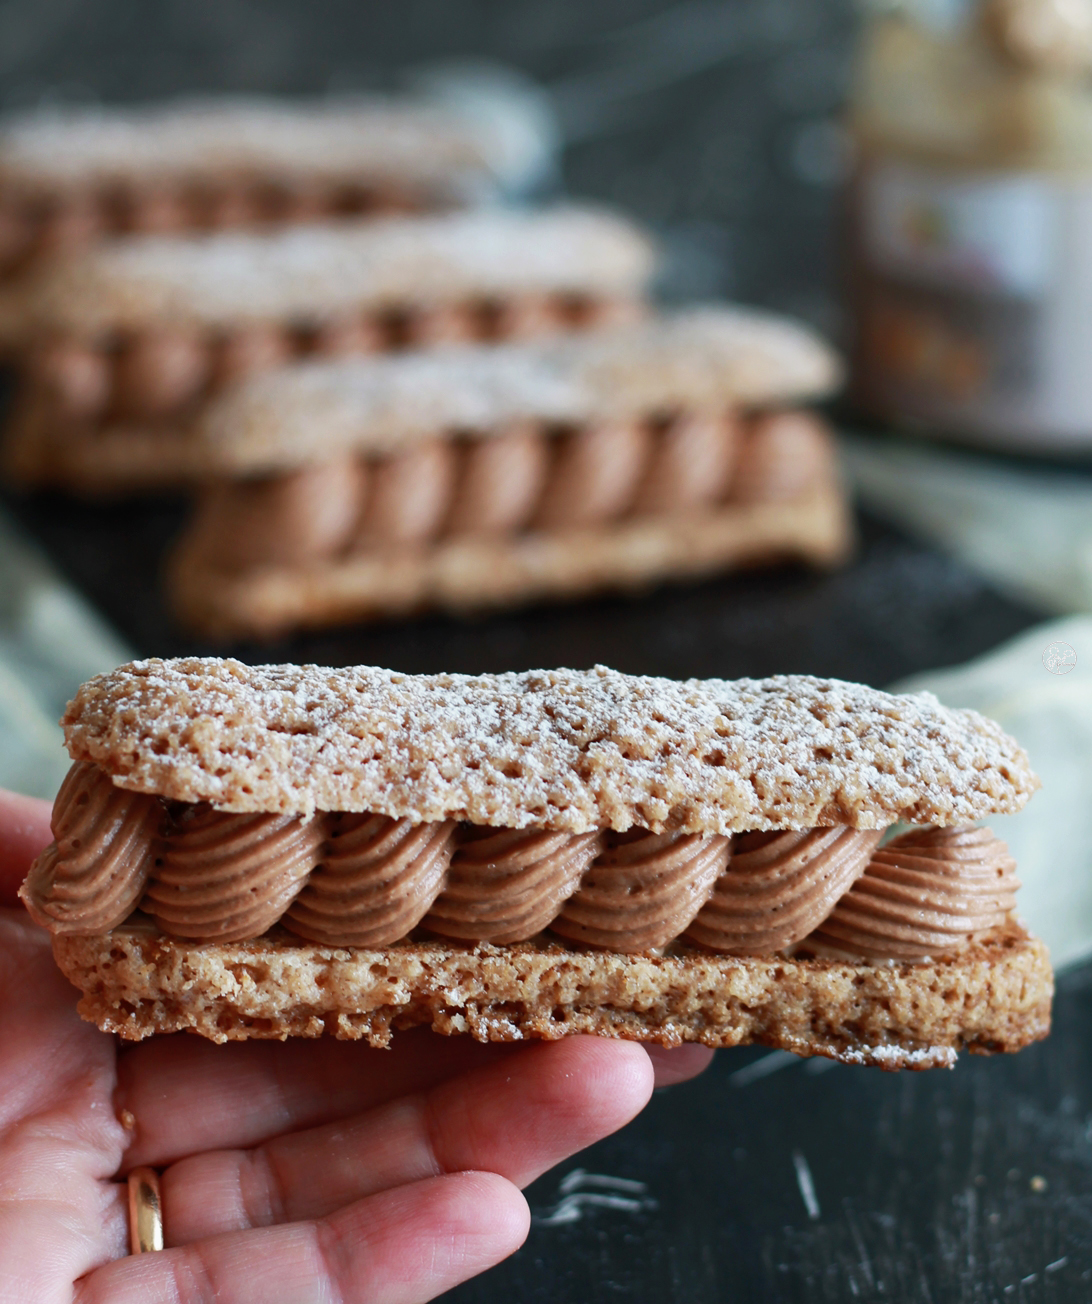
xmin=853 ymin=158 xmax=1092 ymax=449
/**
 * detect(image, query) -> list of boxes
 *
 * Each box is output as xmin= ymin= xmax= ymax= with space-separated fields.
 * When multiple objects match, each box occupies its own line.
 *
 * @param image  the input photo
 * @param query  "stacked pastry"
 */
xmin=0 ymin=94 xmax=509 ymax=280
xmin=21 ymin=658 xmax=1051 ymax=1067
xmin=0 ymin=94 xmax=855 ymax=635
xmin=0 ymin=206 xmax=653 ymax=492
xmin=168 ymin=307 xmax=849 ymax=637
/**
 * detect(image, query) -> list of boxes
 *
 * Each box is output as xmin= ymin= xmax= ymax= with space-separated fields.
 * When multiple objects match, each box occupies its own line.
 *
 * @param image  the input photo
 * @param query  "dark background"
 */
xmin=0 ymin=0 xmax=854 ymax=326
xmin=2 ymin=3 xmax=1087 ymax=1300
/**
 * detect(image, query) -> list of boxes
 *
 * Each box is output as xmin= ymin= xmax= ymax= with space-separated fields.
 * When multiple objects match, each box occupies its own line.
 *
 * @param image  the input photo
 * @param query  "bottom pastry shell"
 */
xmin=52 ymin=918 xmax=1052 ymax=1070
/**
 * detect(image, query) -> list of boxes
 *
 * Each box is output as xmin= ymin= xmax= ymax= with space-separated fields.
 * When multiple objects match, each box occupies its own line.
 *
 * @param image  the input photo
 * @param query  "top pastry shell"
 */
xmin=59 ymin=658 xmax=1039 ymax=834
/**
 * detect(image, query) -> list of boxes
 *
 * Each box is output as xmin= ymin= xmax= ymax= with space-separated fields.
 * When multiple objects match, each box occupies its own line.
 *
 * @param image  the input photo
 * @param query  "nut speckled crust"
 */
xmin=168 ymin=481 xmax=852 ymax=638
xmin=51 ymin=921 xmax=1052 ymax=1066
xmin=61 ymin=659 xmax=1038 ymax=833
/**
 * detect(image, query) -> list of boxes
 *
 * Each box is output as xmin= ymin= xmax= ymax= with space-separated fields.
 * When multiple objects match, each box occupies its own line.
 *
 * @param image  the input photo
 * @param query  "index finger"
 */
xmin=118 ymin=1028 xmax=523 ymax=1168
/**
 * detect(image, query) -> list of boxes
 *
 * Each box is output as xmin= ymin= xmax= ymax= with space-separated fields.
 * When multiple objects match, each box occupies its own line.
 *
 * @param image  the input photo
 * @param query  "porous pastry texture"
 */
xmin=0 ymin=207 xmax=654 ymax=341
xmin=0 ymin=97 xmax=495 ymax=191
xmin=62 ymin=658 xmax=1038 ymax=833
xmin=51 ymin=921 xmax=1053 ymax=1066
xmin=168 ymin=480 xmax=852 ymax=637
xmin=193 ymin=308 xmax=841 ymax=472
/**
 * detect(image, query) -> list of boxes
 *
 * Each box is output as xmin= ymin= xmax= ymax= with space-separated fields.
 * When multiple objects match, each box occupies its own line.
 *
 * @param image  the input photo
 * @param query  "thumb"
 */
xmin=0 ymin=789 xmax=53 ymax=909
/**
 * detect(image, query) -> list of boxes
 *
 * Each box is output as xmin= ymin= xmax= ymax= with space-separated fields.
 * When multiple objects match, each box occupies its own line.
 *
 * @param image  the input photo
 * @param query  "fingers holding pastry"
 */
xmin=153 ymin=1036 xmax=651 ymax=1244
xmin=645 ymin=1043 xmax=715 ymax=1087
xmin=74 ymin=1171 xmax=528 ymax=1304
xmin=0 ymin=788 xmax=52 ymax=906
xmin=115 ymin=1027 xmax=522 ymax=1169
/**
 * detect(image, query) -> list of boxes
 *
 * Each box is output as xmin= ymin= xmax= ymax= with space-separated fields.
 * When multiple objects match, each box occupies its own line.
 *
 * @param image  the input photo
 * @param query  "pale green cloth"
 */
xmin=0 ymin=509 xmax=131 ymax=799
xmin=899 ymin=615 xmax=1092 ymax=970
xmin=840 ymin=430 xmax=1092 ymax=616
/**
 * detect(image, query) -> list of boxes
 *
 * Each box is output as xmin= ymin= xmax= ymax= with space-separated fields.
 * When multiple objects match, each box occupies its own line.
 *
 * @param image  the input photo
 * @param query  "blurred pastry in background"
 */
xmin=0 ymin=205 xmax=653 ymax=493
xmin=0 ymin=93 xmax=529 ymax=281
xmin=166 ymin=306 xmax=848 ymax=638
xmin=847 ymin=0 xmax=1092 ymax=452
xmin=26 ymin=656 xmax=1048 ymax=1065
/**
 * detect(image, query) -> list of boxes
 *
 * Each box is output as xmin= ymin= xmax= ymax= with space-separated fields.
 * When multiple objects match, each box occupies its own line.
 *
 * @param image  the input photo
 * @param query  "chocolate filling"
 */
xmin=23 ymin=294 xmax=643 ymax=427
xmin=21 ymin=762 xmax=1022 ymax=961
xmin=183 ymin=409 xmax=834 ymax=573
xmin=0 ymin=178 xmax=434 ymax=277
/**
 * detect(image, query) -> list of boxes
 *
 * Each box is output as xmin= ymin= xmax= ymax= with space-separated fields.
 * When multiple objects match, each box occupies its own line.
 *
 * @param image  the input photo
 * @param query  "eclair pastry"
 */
xmin=0 ymin=205 xmax=652 ymax=492
xmin=168 ymin=307 xmax=850 ymax=637
xmin=0 ymin=94 xmax=507 ymax=278
xmin=22 ymin=658 xmax=1051 ymax=1069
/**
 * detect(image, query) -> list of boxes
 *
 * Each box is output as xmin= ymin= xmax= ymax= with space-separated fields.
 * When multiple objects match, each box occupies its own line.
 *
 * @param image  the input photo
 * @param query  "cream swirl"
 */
xmin=113 ymin=329 xmax=210 ymax=419
xmin=492 ymin=295 xmax=568 ymax=340
xmin=35 ymin=198 xmax=102 ymax=257
xmin=424 ymin=827 xmax=603 ymax=944
xmin=552 ymin=830 xmax=730 ymax=952
xmin=631 ymin=413 xmax=739 ymax=516
xmin=20 ymin=761 xmax=161 ymax=934
xmin=312 ymin=316 xmax=388 ymax=357
xmin=684 ymin=828 xmax=882 ymax=954
xmin=534 ymin=421 xmax=654 ymax=530
xmin=30 ymin=340 xmax=112 ymax=420
xmin=355 ymin=440 xmax=458 ymax=546
xmin=214 ymin=325 xmax=294 ymax=385
xmin=285 ymin=814 xmax=455 ymax=946
xmin=731 ymin=411 xmax=834 ymax=504
xmin=407 ymin=304 xmax=480 ymax=347
xmin=805 ymin=825 xmax=1021 ymax=961
xmin=116 ymin=186 xmax=194 ymax=234
xmin=187 ymin=459 xmax=365 ymax=570
xmin=196 ymin=182 xmax=265 ymax=229
xmin=143 ymin=804 xmax=321 ymax=941
xmin=445 ymin=423 xmax=551 ymax=536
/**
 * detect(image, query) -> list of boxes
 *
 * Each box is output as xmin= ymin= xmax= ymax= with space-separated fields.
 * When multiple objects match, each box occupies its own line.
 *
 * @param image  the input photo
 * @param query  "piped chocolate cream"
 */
xmin=805 ymin=826 xmax=1021 ymax=961
xmin=184 ymin=407 xmax=807 ymax=577
xmin=144 ymin=804 xmax=322 ymax=942
xmin=20 ymin=763 xmax=1025 ymax=961
xmin=683 ymin=828 xmax=883 ymax=955
xmin=22 ymin=761 xmax=160 ymax=934
xmin=287 ymin=815 xmax=456 ymax=947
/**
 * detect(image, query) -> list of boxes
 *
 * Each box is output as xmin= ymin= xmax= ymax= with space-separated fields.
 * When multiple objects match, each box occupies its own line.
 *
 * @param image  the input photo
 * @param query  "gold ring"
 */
xmin=127 ymin=1166 xmax=164 ymax=1254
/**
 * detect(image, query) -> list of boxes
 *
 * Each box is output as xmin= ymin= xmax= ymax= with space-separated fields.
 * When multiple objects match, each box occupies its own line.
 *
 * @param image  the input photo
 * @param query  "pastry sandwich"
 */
xmin=168 ymin=307 xmax=849 ymax=637
xmin=0 ymin=205 xmax=652 ymax=492
xmin=0 ymin=95 xmax=507 ymax=278
xmin=21 ymin=658 xmax=1051 ymax=1070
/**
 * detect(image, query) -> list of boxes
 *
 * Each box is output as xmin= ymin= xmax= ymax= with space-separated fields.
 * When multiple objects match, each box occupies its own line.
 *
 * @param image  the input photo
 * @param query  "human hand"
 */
xmin=0 ymin=789 xmax=712 ymax=1303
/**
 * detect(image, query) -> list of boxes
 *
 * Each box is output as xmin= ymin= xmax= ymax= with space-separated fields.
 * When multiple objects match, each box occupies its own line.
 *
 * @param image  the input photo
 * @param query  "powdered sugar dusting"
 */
xmin=0 ymin=97 xmax=493 ymax=189
xmin=61 ymin=659 xmax=1039 ymax=833
xmin=0 ymin=206 xmax=655 ymax=339
xmin=197 ymin=307 xmax=841 ymax=472
xmin=836 ymin=1044 xmax=958 ymax=1069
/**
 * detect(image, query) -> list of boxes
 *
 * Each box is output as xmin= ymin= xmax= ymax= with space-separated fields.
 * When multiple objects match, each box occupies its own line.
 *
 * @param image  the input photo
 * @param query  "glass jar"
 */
xmin=847 ymin=0 xmax=1092 ymax=451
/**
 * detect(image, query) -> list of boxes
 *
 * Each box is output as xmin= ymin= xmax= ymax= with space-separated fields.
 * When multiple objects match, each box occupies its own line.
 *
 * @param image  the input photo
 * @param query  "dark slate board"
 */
xmin=454 ymin=961 xmax=1091 ymax=1304
xmin=0 ymin=492 xmax=1040 ymax=689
